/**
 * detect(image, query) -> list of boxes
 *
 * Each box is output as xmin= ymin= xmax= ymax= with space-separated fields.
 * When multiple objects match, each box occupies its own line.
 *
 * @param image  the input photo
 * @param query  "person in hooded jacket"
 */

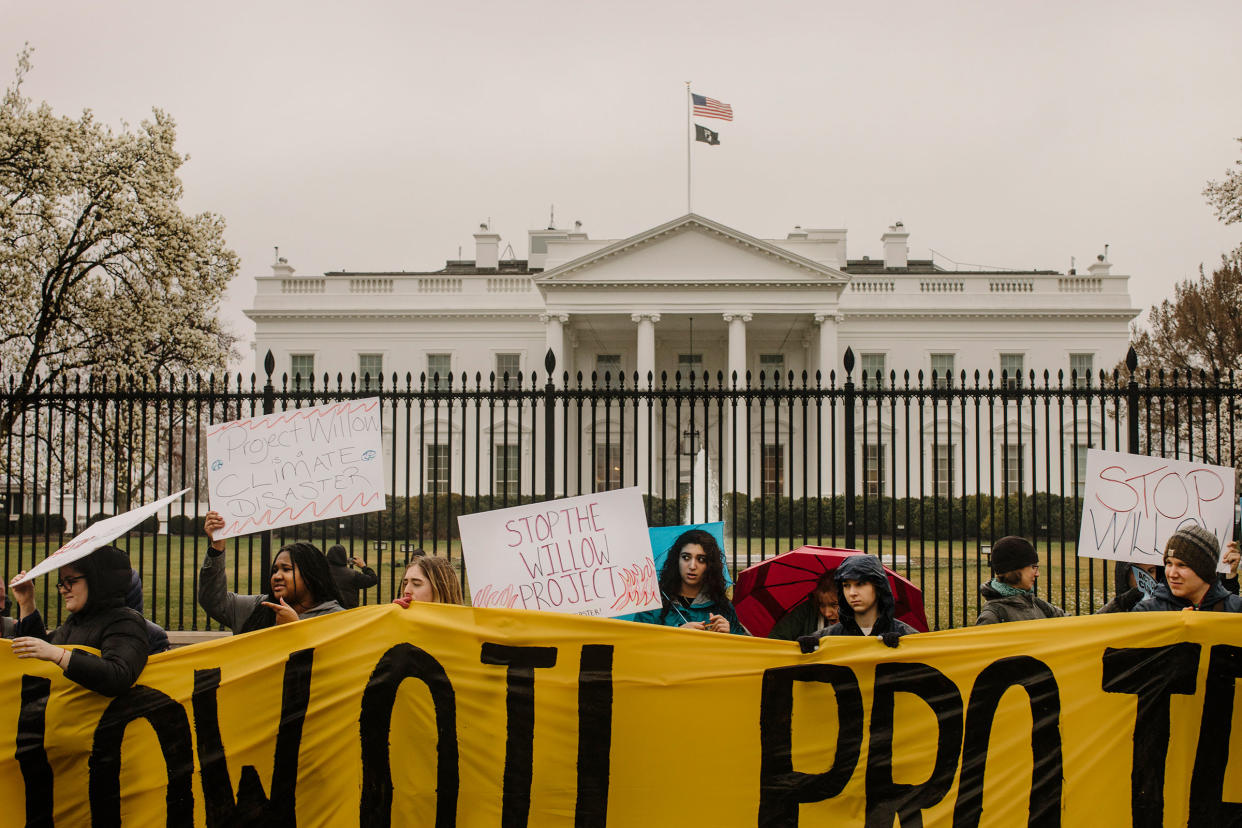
xmin=125 ymin=569 xmax=170 ymax=654
xmin=1131 ymin=525 xmax=1242 ymax=613
xmin=631 ymin=529 xmax=747 ymax=634
xmin=800 ymin=555 xmax=916 ymax=650
xmin=200 ymin=511 xmax=346 ymax=633
xmin=7 ymin=545 xmax=149 ymax=696
xmin=975 ymin=536 xmax=1065 ymax=624
xmin=326 ymin=544 xmax=379 ymax=609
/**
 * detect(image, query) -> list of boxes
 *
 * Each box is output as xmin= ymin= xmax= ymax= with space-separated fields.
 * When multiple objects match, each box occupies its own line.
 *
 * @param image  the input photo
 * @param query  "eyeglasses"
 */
xmin=55 ymin=575 xmax=85 ymax=592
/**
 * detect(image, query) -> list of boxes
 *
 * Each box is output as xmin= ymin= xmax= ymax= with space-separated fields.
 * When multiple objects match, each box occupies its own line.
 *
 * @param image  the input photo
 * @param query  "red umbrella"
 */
xmin=734 ymin=546 xmax=929 ymax=636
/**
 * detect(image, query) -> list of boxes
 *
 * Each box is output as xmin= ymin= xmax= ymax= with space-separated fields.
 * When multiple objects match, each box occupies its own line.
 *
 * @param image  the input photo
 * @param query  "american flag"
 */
xmin=691 ymin=93 xmax=733 ymax=121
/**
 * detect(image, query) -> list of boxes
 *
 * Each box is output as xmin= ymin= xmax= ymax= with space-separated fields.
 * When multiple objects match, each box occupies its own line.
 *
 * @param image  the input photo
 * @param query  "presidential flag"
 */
xmin=694 ymin=124 xmax=720 ymax=145
xmin=691 ymin=93 xmax=733 ymax=121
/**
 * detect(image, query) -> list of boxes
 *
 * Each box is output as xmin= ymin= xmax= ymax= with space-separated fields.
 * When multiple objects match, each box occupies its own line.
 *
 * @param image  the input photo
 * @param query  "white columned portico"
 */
xmin=540 ymin=312 xmax=569 ymax=381
xmin=723 ymin=312 xmax=751 ymax=385
xmin=632 ymin=312 xmax=660 ymax=494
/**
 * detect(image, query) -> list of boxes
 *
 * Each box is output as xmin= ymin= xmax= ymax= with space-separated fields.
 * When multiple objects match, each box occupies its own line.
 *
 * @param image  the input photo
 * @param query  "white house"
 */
xmin=245 ymin=213 xmax=1138 ymax=505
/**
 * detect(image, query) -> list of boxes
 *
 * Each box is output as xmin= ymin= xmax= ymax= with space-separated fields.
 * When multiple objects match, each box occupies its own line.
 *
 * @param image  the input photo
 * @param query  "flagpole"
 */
xmin=685 ymin=81 xmax=692 ymax=214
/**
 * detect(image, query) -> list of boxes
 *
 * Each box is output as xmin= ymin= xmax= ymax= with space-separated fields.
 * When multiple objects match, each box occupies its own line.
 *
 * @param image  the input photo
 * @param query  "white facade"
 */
xmin=245 ymin=213 xmax=1138 ymax=502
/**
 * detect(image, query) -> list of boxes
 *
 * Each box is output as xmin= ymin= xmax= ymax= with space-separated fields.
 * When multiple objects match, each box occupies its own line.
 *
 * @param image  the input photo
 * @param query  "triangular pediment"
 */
xmin=533 ymin=214 xmax=849 ymax=286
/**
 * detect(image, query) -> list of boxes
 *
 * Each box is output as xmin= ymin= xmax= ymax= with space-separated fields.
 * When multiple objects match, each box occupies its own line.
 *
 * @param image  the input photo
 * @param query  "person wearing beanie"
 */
xmin=1132 ymin=525 xmax=1242 ymax=613
xmin=7 ymin=545 xmax=150 ymax=696
xmin=326 ymin=543 xmax=379 ymax=610
xmin=975 ymin=536 xmax=1065 ymax=625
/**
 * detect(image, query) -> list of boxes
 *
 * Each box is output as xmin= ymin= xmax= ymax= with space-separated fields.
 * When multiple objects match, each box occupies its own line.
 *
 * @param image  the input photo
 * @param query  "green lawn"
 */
xmin=2 ymin=533 xmax=1108 ymax=632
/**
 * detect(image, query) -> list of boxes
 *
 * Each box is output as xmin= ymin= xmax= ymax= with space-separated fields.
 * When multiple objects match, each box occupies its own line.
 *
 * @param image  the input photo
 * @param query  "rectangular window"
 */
xmin=1000 ymin=353 xmax=1024 ymax=389
xmin=495 ymin=353 xmax=521 ymax=382
xmin=290 ymin=354 xmax=314 ymax=391
xmin=427 ymin=354 xmax=451 ymax=390
xmin=595 ymin=353 xmax=622 ymax=380
xmin=493 ymin=444 xmax=519 ymax=500
xmin=425 ymin=443 xmax=450 ymax=494
xmin=594 ymin=443 xmax=623 ymax=491
xmin=762 ymin=444 xmax=785 ymax=497
xmin=930 ymin=353 xmax=955 ymax=389
xmin=1070 ymin=353 xmax=1094 ymax=388
xmin=865 ymin=444 xmax=886 ymax=497
xmin=359 ymin=353 xmax=383 ymax=391
xmin=1003 ymin=443 xmax=1025 ymax=493
xmin=678 ymin=353 xmax=704 ymax=383
xmin=935 ymin=444 xmax=955 ymax=498
xmin=860 ymin=353 xmax=886 ymax=388
xmin=759 ymin=353 xmax=785 ymax=386
xmin=1072 ymin=443 xmax=1091 ymax=497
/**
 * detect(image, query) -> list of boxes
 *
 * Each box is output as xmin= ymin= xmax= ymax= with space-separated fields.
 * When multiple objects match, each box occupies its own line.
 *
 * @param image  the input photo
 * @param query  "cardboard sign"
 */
xmin=11 ymin=489 xmax=190 ymax=585
xmin=1077 ymin=448 xmax=1234 ymax=572
xmin=205 ymin=399 xmax=386 ymax=540
xmin=458 ymin=487 xmax=661 ymax=617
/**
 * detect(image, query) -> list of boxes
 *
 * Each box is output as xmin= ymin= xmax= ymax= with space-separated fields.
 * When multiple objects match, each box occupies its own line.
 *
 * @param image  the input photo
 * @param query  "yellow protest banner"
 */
xmin=1 ymin=606 xmax=1238 ymax=826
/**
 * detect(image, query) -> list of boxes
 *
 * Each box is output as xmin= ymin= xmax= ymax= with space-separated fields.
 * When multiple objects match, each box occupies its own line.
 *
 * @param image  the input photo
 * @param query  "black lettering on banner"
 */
xmin=359 ymin=643 xmax=459 ymax=828
xmin=88 ymin=685 xmax=195 ymax=828
xmin=481 ymin=642 xmax=558 ymax=828
xmin=758 ymin=664 xmax=864 ymax=827
xmin=1188 ymin=644 xmax=1242 ymax=827
xmin=16 ymin=675 xmax=53 ymax=828
xmin=575 ymin=645 xmax=613 ymax=828
xmin=191 ymin=647 xmax=315 ymax=828
xmin=1101 ymin=643 xmax=1200 ymax=828
xmin=865 ymin=662 xmax=963 ymax=828
xmin=953 ymin=656 xmax=1063 ymax=828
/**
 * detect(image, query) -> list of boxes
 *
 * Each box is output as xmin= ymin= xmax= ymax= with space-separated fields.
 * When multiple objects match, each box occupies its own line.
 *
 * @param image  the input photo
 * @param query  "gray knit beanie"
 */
xmin=1164 ymin=525 xmax=1220 ymax=585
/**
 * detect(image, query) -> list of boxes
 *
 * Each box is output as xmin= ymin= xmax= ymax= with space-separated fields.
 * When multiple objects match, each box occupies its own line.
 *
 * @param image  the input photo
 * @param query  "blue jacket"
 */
xmin=1131 ymin=580 xmax=1242 ymax=613
xmin=631 ymin=591 xmax=747 ymax=635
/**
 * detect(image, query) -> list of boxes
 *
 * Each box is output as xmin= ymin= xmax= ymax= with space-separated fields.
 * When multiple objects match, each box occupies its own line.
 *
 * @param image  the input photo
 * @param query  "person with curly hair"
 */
xmin=631 ymin=529 xmax=746 ymax=634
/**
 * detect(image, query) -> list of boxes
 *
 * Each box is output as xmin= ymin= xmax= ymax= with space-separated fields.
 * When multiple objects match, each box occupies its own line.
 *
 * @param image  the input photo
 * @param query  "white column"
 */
xmin=540 ymin=313 xmax=568 ymax=383
xmin=722 ymin=312 xmax=751 ymax=494
xmin=815 ymin=311 xmax=840 ymax=383
xmin=815 ymin=312 xmax=841 ymax=493
xmin=632 ymin=313 xmax=660 ymax=495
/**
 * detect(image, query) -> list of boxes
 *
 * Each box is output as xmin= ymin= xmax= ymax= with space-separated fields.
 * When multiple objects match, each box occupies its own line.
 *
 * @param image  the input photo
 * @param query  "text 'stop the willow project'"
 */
xmin=1077 ymin=448 xmax=1235 ymax=572
xmin=458 ymin=487 xmax=662 ymax=618
xmin=205 ymin=399 xmax=386 ymax=540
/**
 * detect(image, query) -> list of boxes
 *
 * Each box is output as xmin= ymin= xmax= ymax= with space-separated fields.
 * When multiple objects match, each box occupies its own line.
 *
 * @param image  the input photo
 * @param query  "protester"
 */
xmin=200 ymin=511 xmax=346 ymax=633
xmin=393 ymin=555 xmax=463 ymax=607
xmin=799 ymin=554 xmax=916 ymax=650
xmin=7 ymin=545 xmax=149 ymax=696
xmin=1131 ymin=525 xmax=1242 ymax=613
xmin=326 ymin=544 xmax=379 ymax=609
xmin=768 ymin=571 xmax=839 ymax=640
xmin=1097 ymin=561 xmax=1162 ymax=614
xmin=631 ymin=529 xmax=747 ymax=634
xmin=125 ymin=569 xmax=170 ymax=654
xmin=975 ymin=536 xmax=1065 ymax=624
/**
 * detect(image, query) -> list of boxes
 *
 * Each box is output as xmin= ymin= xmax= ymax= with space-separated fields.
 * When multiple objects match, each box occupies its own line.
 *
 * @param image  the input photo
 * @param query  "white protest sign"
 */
xmin=206 ymin=399 xmax=386 ymax=540
xmin=12 ymin=489 xmax=190 ymax=585
xmin=1077 ymin=448 xmax=1234 ymax=572
xmin=458 ymin=487 xmax=661 ymax=617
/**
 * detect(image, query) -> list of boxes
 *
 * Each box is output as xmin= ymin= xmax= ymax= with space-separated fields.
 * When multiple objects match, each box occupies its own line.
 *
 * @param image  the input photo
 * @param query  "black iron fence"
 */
xmin=1 ymin=347 xmax=1236 ymax=631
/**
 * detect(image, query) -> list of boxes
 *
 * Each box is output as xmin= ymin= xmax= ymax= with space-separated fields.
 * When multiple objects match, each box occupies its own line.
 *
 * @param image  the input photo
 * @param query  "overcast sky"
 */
xmin=5 ymin=1 xmax=1241 ymax=369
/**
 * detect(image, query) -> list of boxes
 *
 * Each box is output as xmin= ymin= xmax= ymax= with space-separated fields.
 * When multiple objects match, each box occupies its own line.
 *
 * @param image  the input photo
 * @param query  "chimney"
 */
xmin=881 ymin=221 xmax=909 ymax=269
xmin=271 ymin=256 xmax=294 ymax=278
xmin=474 ymin=222 xmax=500 ymax=270
xmin=1087 ymin=252 xmax=1112 ymax=276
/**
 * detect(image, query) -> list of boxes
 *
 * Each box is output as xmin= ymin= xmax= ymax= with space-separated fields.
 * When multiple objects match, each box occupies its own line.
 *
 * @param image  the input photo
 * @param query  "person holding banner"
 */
xmin=1131 ymin=525 xmax=1242 ymax=613
xmin=200 ymin=510 xmax=346 ymax=632
xmin=393 ymin=555 xmax=463 ymax=607
xmin=768 ymin=572 xmax=840 ymax=640
xmin=631 ymin=529 xmax=746 ymax=634
xmin=799 ymin=554 xmax=916 ymax=650
xmin=975 ymin=536 xmax=1065 ymax=625
xmin=6 ymin=545 xmax=149 ymax=696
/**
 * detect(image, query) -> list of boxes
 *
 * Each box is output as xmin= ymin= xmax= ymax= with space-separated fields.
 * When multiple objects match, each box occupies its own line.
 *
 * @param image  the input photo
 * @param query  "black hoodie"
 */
xmin=16 ymin=545 xmax=149 ymax=696
xmin=824 ymin=555 xmax=917 ymax=638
